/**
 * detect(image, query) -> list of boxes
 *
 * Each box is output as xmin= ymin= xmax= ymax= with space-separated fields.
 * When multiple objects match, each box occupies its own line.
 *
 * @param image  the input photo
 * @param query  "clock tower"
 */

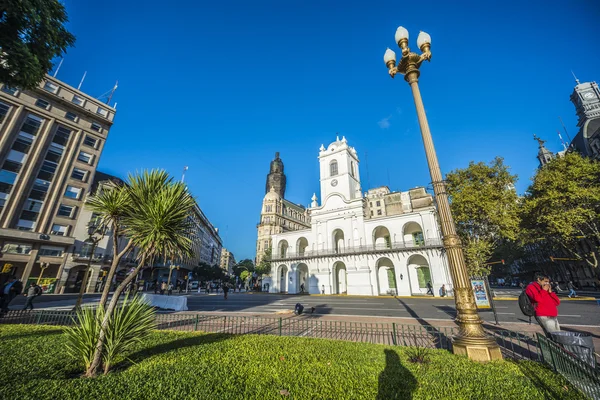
xmin=318 ymin=136 xmax=361 ymax=201
xmin=570 ymin=79 xmax=600 ymax=127
xmin=265 ymin=152 xmax=286 ymax=198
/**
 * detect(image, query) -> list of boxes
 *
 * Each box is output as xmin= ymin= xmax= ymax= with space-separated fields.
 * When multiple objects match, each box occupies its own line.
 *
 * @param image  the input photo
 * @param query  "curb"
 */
xmin=246 ymin=293 xmax=596 ymax=301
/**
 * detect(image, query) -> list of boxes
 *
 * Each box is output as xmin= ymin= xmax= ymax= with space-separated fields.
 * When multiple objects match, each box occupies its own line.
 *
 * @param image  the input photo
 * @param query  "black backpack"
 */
xmin=518 ymin=290 xmax=535 ymax=317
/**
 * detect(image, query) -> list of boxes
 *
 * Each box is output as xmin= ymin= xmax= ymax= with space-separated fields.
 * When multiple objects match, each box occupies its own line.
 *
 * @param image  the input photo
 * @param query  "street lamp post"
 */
xmin=37 ymin=262 xmax=49 ymax=285
xmin=382 ymin=26 xmax=501 ymax=361
xmin=74 ymin=224 xmax=106 ymax=310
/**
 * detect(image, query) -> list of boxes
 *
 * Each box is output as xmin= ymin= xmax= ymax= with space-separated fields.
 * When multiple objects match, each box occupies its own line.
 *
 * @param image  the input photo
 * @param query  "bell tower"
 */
xmin=318 ymin=136 xmax=361 ymax=201
xmin=265 ymin=152 xmax=286 ymax=198
xmin=570 ymin=78 xmax=600 ymax=127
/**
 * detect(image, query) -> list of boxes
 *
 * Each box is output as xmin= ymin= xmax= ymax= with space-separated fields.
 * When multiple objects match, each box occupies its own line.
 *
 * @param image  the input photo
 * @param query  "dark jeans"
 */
xmin=23 ymin=296 xmax=35 ymax=310
xmin=1 ymin=293 xmax=16 ymax=313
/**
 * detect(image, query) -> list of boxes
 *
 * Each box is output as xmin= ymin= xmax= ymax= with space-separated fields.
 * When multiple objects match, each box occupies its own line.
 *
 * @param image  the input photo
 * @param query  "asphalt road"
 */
xmin=8 ymin=292 xmax=600 ymax=327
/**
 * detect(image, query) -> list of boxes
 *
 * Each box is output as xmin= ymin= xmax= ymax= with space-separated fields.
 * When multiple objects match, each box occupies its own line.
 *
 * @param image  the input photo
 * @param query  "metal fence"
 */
xmin=0 ymin=310 xmax=539 ymax=360
xmin=537 ymin=333 xmax=600 ymax=400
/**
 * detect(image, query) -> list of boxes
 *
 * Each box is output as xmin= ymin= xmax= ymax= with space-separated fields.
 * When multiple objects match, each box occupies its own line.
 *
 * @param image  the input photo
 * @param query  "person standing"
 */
xmin=1 ymin=276 xmax=23 ymax=314
xmin=426 ymin=281 xmax=434 ymax=296
xmin=160 ymin=281 xmax=167 ymax=295
xmin=167 ymin=283 xmax=173 ymax=296
xmin=300 ymin=283 xmax=305 ymax=294
xmin=567 ymin=281 xmax=577 ymax=298
xmin=223 ymin=283 xmax=229 ymax=300
xmin=439 ymin=284 xmax=447 ymax=297
xmin=23 ymin=282 xmax=42 ymax=310
xmin=526 ymin=273 xmax=561 ymax=337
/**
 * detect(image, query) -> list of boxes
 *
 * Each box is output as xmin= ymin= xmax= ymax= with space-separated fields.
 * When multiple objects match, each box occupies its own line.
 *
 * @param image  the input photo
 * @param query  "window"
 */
xmin=64 ymin=185 xmax=82 ymax=199
xmin=43 ymin=81 xmax=59 ymax=94
xmin=35 ymin=99 xmax=50 ymax=109
xmin=330 ymin=160 xmax=338 ymax=176
xmin=65 ymin=111 xmax=78 ymax=121
xmin=20 ymin=115 xmax=43 ymax=136
xmin=0 ymin=170 xmax=17 ymax=185
xmin=72 ymin=95 xmax=85 ymax=106
xmin=83 ymin=135 xmax=98 ymax=148
xmin=16 ymin=219 xmax=35 ymax=231
xmin=91 ymin=122 xmax=102 ymax=132
xmin=50 ymin=224 xmax=69 ymax=236
xmin=2 ymin=243 xmax=32 ymax=255
xmin=24 ymin=199 xmax=43 ymax=213
xmin=376 ymin=201 xmax=381 ymax=207
xmin=57 ymin=204 xmax=75 ymax=217
xmin=377 ymin=210 xmax=382 ymax=216
xmin=53 ymin=126 xmax=71 ymax=146
xmin=39 ymin=245 xmax=65 ymax=256
xmin=97 ymin=107 xmax=108 ymax=117
xmin=77 ymin=151 xmax=93 ymax=164
xmin=416 ymin=267 xmax=432 ymax=289
xmin=2 ymin=160 xmax=21 ymax=173
xmin=412 ymin=232 xmax=425 ymax=246
xmin=0 ymin=102 xmax=9 ymax=124
xmin=370 ymin=211 xmax=373 ymax=216
xmin=71 ymin=168 xmax=87 ymax=181
xmin=351 ymin=161 xmax=355 ymax=177
xmin=1 ymin=85 xmax=17 ymax=95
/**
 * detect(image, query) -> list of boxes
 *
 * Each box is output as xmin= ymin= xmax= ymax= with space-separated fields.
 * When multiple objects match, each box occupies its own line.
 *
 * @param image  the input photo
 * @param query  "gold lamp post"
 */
xmin=382 ymin=26 xmax=502 ymax=361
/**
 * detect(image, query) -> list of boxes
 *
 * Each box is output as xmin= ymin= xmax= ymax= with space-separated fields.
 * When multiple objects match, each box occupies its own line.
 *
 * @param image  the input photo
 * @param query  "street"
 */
xmin=7 ymin=292 xmax=600 ymax=328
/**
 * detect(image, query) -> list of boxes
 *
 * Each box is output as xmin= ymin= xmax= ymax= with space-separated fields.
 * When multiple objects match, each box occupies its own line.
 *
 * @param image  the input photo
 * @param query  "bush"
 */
xmin=0 ymin=325 xmax=586 ymax=400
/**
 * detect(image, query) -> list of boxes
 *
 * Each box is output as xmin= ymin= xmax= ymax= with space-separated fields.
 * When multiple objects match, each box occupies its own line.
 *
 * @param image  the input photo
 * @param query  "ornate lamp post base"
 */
xmin=453 ymin=337 xmax=503 ymax=361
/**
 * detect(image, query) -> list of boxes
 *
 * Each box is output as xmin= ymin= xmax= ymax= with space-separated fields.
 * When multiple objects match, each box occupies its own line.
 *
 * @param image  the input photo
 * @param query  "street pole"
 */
xmin=383 ymin=26 xmax=501 ymax=361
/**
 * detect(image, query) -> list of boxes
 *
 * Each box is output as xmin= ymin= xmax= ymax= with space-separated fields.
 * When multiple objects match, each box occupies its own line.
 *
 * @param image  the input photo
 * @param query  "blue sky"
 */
xmin=58 ymin=0 xmax=599 ymax=261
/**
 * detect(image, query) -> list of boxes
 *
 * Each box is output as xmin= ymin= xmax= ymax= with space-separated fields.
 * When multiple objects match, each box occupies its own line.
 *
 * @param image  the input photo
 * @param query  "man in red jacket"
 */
xmin=526 ymin=273 xmax=561 ymax=336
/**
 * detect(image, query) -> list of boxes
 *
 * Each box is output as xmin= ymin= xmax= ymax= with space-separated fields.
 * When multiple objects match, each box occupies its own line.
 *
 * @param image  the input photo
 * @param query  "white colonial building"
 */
xmin=263 ymin=137 xmax=452 ymax=297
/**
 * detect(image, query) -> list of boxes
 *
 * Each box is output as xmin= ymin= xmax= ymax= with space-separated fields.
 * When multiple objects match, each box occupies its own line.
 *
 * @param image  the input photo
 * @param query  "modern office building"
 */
xmin=0 ymin=75 xmax=115 ymax=291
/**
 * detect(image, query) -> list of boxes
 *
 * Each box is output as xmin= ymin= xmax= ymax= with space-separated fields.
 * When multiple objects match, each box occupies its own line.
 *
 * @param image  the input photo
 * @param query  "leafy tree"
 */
xmin=240 ymin=270 xmax=251 ymax=283
xmin=255 ymin=247 xmax=272 ymax=277
xmin=446 ymin=157 xmax=520 ymax=276
xmin=521 ymin=152 xmax=600 ymax=270
xmin=0 ymin=0 xmax=76 ymax=89
xmin=233 ymin=259 xmax=254 ymax=277
xmin=86 ymin=170 xmax=195 ymax=377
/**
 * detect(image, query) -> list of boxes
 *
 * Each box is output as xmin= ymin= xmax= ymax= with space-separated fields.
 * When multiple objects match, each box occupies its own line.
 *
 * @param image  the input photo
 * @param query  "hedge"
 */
xmin=0 ymin=325 xmax=585 ymax=400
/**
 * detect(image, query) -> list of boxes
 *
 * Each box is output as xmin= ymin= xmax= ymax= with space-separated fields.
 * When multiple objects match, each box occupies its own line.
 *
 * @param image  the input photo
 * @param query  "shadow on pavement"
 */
xmin=376 ymin=349 xmax=417 ymax=400
xmin=396 ymin=299 xmax=454 ymax=350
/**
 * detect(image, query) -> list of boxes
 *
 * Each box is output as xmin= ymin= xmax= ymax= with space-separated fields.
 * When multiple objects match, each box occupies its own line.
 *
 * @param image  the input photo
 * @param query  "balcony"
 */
xmin=270 ymin=239 xmax=444 ymax=261
xmin=71 ymin=252 xmax=104 ymax=262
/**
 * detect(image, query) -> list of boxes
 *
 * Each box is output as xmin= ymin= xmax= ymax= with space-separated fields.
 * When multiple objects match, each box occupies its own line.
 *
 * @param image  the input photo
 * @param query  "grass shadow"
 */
xmin=112 ymin=333 xmax=231 ymax=372
xmin=376 ymin=349 xmax=417 ymax=400
xmin=514 ymin=360 xmax=566 ymax=400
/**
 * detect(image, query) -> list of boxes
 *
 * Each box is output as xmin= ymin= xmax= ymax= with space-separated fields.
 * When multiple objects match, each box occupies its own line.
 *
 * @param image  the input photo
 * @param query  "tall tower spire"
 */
xmin=534 ymin=134 xmax=554 ymax=167
xmin=265 ymin=152 xmax=286 ymax=198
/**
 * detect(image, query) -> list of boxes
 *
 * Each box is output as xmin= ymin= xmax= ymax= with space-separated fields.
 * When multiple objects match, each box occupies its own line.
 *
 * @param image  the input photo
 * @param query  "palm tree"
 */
xmin=85 ymin=182 xmax=133 ymax=309
xmin=86 ymin=170 xmax=196 ymax=377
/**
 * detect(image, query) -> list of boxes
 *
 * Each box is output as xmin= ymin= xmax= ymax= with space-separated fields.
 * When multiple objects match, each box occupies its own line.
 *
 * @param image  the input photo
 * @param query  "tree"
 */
xmin=233 ymin=259 xmax=254 ymax=277
xmin=0 ymin=0 xmax=76 ymax=89
xmin=85 ymin=182 xmax=133 ymax=309
xmin=521 ymin=152 xmax=600 ymax=270
xmin=255 ymin=247 xmax=272 ymax=277
xmin=446 ymin=157 xmax=520 ymax=276
xmin=86 ymin=170 xmax=195 ymax=377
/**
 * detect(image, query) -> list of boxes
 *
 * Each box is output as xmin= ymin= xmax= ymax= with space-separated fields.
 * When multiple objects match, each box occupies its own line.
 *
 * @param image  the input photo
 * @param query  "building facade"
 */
xmin=263 ymin=137 xmax=452 ymax=296
xmin=256 ymin=152 xmax=311 ymax=264
xmin=0 ymin=76 xmax=115 ymax=292
xmin=220 ymin=248 xmax=236 ymax=275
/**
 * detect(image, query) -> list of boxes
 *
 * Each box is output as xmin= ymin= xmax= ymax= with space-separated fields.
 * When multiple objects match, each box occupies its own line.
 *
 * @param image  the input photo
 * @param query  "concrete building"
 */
xmin=569 ymin=78 xmax=600 ymax=158
xmin=256 ymin=152 xmax=311 ymax=264
xmin=263 ymin=137 xmax=452 ymax=297
xmin=220 ymin=248 xmax=236 ymax=275
xmin=0 ymin=76 xmax=115 ymax=292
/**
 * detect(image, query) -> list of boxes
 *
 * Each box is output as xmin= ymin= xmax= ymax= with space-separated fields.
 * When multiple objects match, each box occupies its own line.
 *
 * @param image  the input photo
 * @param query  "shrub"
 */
xmin=64 ymin=305 xmax=103 ymax=370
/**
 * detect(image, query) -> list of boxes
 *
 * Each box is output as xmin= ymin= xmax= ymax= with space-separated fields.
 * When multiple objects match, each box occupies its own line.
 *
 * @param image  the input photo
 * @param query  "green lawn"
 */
xmin=0 ymin=324 xmax=585 ymax=400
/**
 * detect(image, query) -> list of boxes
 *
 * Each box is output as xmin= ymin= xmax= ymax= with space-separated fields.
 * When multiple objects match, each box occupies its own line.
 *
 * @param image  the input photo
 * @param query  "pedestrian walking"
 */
xmin=321 ymin=285 xmax=325 ymax=295
xmin=300 ymin=283 xmax=305 ymax=294
xmin=567 ymin=281 xmax=577 ymax=298
xmin=160 ymin=281 xmax=167 ymax=295
xmin=223 ymin=283 xmax=229 ymax=300
xmin=23 ymin=282 xmax=42 ymax=310
xmin=526 ymin=273 xmax=561 ymax=337
xmin=439 ymin=284 xmax=447 ymax=297
xmin=1 ymin=276 xmax=23 ymax=314
xmin=168 ymin=283 xmax=173 ymax=296
xmin=426 ymin=281 xmax=434 ymax=296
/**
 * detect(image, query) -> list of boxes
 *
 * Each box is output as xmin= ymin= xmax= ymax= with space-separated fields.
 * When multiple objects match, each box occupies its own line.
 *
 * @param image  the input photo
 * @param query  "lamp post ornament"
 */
xmin=383 ymin=26 xmax=502 ymax=361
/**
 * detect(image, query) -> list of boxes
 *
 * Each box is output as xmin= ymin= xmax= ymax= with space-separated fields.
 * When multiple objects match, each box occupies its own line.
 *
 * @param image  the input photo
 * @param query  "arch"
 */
xmin=296 ymin=263 xmax=309 ymax=293
xmin=278 ymin=240 xmax=289 ymax=258
xmin=376 ymin=257 xmax=397 ymax=295
xmin=277 ymin=264 xmax=288 ymax=293
xmin=332 ymin=229 xmax=345 ymax=253
xmin=407 ymin=254 xmax=431 ymax=289
xmin=65 ymin=265 xmax=90 ymax=293
xmin=332 ymin=261 xmax=347 ymax=294
xmin=372 ymin=226 xmax=392 ymax=249
xmin=403 ymin=222 xmax=424 ymax=246
xmin=330 ymin=160 xmax=338 ymax=176
xmin=296 ymin=237 xmax=309 ymax=256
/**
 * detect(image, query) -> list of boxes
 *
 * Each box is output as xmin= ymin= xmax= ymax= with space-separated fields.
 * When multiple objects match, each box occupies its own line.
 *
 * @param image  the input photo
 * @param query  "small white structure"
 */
xmin=267 ymin=137 xmax=452 ymax=297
